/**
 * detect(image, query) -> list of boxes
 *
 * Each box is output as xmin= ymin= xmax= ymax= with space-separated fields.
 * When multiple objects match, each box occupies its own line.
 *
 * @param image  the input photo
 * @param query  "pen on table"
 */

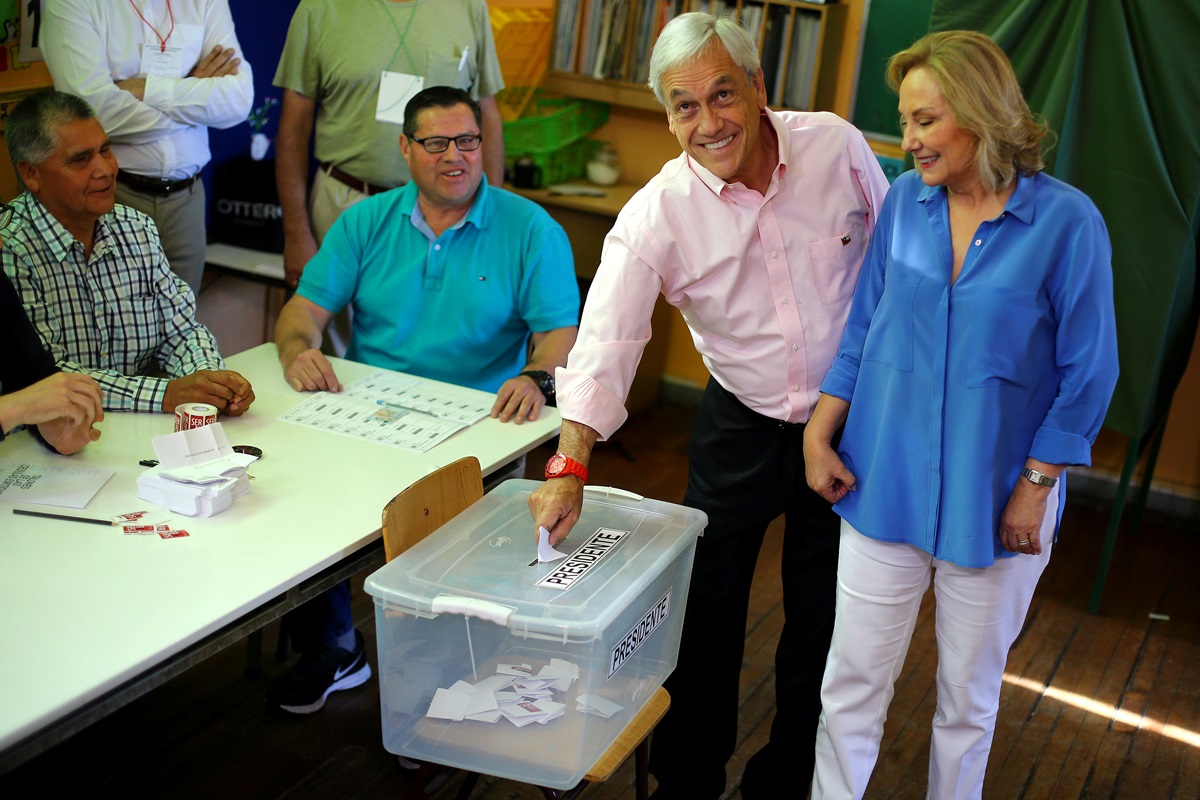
xmin=458 ymin=46 xmax=470 ymax=71
xmin=13 ymin=508 xmax=113 ymax=527
xmin=376 ymin=399 xmax=421 ymax=414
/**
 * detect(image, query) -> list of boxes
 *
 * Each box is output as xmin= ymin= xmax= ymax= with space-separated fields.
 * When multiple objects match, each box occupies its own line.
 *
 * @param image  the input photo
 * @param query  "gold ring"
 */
xmin=1018 ymin=539 xmax=1030 ymax=546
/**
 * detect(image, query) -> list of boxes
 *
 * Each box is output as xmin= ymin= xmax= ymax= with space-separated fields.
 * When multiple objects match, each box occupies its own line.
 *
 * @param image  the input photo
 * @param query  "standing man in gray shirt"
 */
xmin=273 ymin=0 xmax=506 ymax=292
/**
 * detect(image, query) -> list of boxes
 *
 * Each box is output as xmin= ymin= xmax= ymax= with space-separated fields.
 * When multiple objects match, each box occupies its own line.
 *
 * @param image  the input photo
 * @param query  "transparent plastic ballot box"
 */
xmin=364 ymin=479 xmax=706 ymax=790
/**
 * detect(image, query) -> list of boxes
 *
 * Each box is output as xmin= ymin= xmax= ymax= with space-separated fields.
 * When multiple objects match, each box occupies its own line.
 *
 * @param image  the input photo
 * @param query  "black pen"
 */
xmin=13 ymin=508 xmax=113 ymax=527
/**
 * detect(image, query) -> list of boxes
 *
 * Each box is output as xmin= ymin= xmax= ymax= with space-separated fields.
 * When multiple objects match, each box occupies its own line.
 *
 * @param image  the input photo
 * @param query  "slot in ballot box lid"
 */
xmin=364 ymin=480 xmax=706 ymax=640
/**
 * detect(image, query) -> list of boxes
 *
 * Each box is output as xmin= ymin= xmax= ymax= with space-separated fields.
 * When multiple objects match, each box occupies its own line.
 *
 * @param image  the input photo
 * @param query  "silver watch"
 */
xmin=1020 ymin=467 xmax=1057 ymax=487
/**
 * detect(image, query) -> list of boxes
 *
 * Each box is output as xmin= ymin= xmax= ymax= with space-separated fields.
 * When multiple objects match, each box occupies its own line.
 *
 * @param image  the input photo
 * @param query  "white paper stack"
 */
xmin=423 ymin=659 xmax=580 ymax=727
xmin=136 ymin=423 xmax=258 ymax=517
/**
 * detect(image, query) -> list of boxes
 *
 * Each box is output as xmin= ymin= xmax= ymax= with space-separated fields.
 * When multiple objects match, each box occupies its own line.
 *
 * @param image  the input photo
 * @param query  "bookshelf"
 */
xmin=544 ymin=0 xmax=851 ymax=115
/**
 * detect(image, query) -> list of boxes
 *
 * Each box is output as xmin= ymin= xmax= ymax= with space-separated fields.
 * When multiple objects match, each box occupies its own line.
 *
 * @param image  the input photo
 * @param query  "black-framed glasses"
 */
xmin=408 ymin=133 xmax=482 ymax=153
xmin=0 ymin=202 xmax=14 ymax=229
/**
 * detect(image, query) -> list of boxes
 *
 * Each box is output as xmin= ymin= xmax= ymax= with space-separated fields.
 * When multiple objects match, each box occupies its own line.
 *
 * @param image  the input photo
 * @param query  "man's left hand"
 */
xmin=490 ymin=375 xmax=544 ymax=424
xmin=188 ymin=45 xmax=241 ymax=79
xmin=163 ymin=370 xmax=255 ymax=416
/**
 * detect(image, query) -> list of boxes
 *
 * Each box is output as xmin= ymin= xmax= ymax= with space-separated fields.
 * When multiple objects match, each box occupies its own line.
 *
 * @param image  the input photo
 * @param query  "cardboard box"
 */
xmin=364 ymin=480 xmax=705 ymax=789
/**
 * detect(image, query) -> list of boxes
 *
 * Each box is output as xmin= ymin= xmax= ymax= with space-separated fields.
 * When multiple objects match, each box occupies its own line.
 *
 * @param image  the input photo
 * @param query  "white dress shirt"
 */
xmin=41 ymin=0 xmax=254 ymax=180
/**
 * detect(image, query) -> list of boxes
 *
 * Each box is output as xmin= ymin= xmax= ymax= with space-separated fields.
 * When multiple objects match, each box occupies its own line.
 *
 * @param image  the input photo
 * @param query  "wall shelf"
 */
xmin=548 ymin=0 xmax=853 ymax=117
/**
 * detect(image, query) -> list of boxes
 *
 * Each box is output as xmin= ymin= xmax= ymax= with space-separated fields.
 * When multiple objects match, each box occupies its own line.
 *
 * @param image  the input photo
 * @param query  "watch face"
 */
xmin=547 ymin=454 xmax=566 ymax=475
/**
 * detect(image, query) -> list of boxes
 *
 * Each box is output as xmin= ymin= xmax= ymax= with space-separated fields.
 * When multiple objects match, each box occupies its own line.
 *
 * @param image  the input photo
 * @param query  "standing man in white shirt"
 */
xmin=41 ymin=0 xmax=254 ymax=296
xmin=527 ymin=13 xmax=889 ymax=800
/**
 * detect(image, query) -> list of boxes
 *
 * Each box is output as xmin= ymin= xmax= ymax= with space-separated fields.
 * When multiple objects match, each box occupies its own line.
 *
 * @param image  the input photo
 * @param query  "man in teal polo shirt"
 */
xmin=276 ymin=85 xmax=579 ymax=424
xmin=269 ymin=86 xmax=579 ymax=715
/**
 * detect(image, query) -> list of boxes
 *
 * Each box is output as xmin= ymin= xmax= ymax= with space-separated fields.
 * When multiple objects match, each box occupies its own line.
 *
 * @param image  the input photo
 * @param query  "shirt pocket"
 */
xmin=807 ymin=224 xmax=867 ymax=304
xmin=425 ymin=51 xmax=475 ymax=92
xmin=110 ymin=295 xmax=158 ymax=350
xmin=861 ymin=270 xmax=922 ymax=373
xmin=962 ymin=287 xmax=1049 ymax=389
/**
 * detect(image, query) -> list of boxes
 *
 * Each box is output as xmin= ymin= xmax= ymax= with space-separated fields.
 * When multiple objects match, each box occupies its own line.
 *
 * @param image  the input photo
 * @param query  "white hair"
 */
xmin=648 ymin=13 xmax=760 ymax=105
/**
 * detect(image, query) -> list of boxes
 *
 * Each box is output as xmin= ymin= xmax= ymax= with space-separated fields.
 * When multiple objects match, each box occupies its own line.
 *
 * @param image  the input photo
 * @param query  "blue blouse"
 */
xmin=821 ymin=170 xmax=1119 ymax=567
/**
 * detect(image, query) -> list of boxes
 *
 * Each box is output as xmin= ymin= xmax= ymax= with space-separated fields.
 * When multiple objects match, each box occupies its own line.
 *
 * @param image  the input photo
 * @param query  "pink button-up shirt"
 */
xmin=557 ymin=109 xmax=889 ymax=440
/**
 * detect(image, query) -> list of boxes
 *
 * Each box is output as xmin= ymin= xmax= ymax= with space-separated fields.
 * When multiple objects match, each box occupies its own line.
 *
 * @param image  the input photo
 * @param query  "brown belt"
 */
xmin=320 ymin=163 xmax=392 ymax=196
xmin=116 ymin=169 xmax=198 ymax=196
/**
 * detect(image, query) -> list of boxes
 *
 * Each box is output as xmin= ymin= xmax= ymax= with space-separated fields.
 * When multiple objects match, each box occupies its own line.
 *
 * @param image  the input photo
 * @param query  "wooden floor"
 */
xmin=3 ymin=401 xmax=1197 ymax=799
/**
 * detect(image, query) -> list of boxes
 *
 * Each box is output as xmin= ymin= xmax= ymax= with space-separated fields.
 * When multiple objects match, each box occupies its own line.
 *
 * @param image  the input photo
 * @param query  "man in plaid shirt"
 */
xmin=1 ymin=92 xmax=253 ymax=416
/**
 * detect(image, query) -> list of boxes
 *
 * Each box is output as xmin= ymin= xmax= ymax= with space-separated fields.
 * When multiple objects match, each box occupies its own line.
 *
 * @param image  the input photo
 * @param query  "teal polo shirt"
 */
xmin=298 ymin=178 xmax=579 ymax=392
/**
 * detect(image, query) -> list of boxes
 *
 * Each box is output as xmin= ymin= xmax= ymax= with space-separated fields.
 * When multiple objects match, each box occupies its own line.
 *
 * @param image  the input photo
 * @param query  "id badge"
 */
xmin=140 ymin=43 xmax=185 ymax=77
xmin=376 ymin=71 xmax=424 ymax=125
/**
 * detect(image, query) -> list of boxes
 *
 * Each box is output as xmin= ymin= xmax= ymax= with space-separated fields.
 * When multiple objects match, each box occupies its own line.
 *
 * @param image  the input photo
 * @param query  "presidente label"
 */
xmin=536 ymin=527 xmax=628 ymax=591
xmin=609 ymin=588 xmax=672 ymax=678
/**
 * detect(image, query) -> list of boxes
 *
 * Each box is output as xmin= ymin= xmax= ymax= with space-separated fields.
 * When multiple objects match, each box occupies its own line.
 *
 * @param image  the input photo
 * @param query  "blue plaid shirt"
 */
xmin=1 ymin=194 xmax=224 ymax=412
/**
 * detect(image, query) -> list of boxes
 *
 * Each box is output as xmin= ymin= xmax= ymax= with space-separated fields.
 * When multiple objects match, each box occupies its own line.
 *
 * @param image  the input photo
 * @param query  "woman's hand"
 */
xmin=999 ymin=481 xmax=1050 ymax=555
xmin=803 ymin=394 xmax=856 ymax=503
xmin=805 ymin=439 xmax=857 ymax=503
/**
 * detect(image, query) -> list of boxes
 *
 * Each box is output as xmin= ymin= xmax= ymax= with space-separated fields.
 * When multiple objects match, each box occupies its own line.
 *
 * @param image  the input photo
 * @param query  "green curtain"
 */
xmin=927 ymin=0 xmax=1200 ymax=440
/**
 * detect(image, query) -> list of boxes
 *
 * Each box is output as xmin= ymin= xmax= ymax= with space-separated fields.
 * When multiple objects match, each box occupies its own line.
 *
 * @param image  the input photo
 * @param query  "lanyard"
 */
xmin=128 ymin=0 xmax=175 ymax=53
xmin=381 ymin=0 xmax=418 ymax=73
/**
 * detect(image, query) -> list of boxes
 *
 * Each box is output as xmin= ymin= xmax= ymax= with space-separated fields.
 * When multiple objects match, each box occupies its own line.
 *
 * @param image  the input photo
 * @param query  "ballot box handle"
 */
xmin=582 ymin=485 xmax=645 ymax=501
xmin=431 ymin=594 xmax=515 ymax=625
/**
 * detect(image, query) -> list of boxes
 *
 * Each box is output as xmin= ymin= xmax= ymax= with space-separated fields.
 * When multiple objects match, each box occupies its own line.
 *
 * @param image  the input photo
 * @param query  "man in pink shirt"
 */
xmin=528 ymin=13 xmax=888 ymax=800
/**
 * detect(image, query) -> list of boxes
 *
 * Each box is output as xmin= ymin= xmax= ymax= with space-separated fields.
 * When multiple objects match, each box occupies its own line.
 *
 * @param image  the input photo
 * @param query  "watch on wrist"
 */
xmin=545 ymin=453 xmax=588 ymax=483
xmin=1020 ymin=467 xmax=1057 ymax=487
xmin=520 ymin=370 xmax=556 ymax=407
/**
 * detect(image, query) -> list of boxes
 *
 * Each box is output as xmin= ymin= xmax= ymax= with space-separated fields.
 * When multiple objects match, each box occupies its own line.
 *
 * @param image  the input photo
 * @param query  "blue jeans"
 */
xmin=282 ymin=580 xmax=354 ymax=653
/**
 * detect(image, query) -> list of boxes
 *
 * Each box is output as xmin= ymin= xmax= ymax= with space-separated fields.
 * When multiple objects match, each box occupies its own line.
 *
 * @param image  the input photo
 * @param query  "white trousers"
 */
xmin=811 ymin=490 xmax=1057 ymax=800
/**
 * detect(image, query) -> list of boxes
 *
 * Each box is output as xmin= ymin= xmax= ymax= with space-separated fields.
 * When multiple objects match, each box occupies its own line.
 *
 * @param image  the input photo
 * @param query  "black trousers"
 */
xmin=648 ymin=379 xmax=840 ymax=799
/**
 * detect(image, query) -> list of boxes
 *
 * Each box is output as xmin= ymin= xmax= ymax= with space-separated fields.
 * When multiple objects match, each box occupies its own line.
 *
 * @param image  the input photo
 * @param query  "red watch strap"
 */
xmin=545 ymin=453 xmax=588 ymax=483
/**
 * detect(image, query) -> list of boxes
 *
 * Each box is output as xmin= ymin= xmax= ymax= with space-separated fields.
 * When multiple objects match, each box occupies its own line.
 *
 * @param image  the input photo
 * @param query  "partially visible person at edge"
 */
xmin=526 ymin=12 xmax=889 ymax=799
xmin=804 ymin=30 xmax=1119 ymax=800
xmin=0 ymin=91 xmax=254 ymax=417
xmin=0 ymin=201 xmax=103 ymax=455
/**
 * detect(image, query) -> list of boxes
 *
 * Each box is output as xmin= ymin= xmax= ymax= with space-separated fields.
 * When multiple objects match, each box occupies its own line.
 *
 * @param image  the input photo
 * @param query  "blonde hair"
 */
xmin=887 ymin=30 xmax=1048 ymax=192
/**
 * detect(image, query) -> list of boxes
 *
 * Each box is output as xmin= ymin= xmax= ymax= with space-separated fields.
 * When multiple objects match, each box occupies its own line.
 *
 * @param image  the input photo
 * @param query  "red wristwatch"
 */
xmin=545 ymin=453 xmax=588 ymax=483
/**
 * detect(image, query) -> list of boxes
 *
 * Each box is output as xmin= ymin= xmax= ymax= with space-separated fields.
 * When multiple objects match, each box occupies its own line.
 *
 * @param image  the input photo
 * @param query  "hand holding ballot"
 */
xmin=0 ymin=372 xmax=104 ymax=455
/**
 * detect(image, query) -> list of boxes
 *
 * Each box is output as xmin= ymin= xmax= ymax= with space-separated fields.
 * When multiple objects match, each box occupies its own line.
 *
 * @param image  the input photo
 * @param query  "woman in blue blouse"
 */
xmin=804 ymin=31 xmax=1119 ymax=798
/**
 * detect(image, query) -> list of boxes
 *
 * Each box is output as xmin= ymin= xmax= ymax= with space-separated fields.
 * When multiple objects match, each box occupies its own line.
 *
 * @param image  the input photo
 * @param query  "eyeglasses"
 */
xmin=0 ymin=202 xmax=14 ymax=229
xmin=407 ymin=133 xmax=482 ymax=154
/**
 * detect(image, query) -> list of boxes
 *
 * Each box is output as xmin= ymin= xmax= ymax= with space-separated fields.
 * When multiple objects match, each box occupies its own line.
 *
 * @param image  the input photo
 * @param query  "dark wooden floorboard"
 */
xmin=2 ymin=402 xmax=1197 ymax=800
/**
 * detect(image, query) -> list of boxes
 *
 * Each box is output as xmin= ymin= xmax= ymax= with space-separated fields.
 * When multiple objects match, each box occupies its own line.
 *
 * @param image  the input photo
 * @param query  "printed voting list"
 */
xmin=279 ymin=371 xmax=494 ymax=452
xmin=342 ymin=371 xmax=493 ymax=425
xmin=0 ymin=460 xmax=114 ymax=508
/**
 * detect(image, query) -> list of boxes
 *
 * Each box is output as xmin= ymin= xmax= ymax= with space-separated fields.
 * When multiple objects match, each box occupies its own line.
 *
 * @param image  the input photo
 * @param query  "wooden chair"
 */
xmin=382 ymin=456 xmax=669 ymax=800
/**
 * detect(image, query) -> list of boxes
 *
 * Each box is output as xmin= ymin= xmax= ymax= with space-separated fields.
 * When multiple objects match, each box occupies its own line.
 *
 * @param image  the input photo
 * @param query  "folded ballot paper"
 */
xmin=136 ymin=423 xmax=259 ymax=517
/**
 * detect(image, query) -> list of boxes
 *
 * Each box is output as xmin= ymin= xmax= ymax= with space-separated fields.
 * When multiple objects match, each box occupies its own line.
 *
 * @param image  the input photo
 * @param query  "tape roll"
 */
xmin=174 ymin=403 xmax=218 ymax=432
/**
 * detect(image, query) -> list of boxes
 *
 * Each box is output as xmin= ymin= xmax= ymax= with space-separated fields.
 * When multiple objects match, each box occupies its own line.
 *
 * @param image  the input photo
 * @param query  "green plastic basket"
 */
xmin=510 ymin=138 xmax=604 ymax=186
xmin=502 ymin=94 xmax=610 ymax=155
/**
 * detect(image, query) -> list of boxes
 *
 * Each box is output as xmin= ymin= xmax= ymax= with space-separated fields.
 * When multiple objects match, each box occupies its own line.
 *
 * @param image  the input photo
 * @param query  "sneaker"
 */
xmin=268 ymin=629 xmax=372 ymax=714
